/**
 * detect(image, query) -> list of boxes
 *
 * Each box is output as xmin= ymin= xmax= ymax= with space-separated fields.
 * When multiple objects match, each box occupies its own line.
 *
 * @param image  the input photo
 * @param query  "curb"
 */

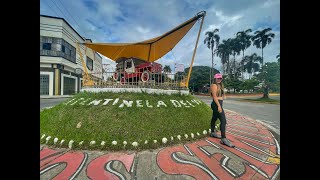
xmin=40 ymin=95 xmax=73 ymax=99
xmin=40 ymin=106 xmax=54 ymax=112
xmin=255 ymin=119 xmax=280 ymax=139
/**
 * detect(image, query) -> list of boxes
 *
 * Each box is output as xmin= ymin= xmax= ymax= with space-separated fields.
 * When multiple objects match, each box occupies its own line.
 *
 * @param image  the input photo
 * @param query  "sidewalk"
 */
xmin=40 ymin=95 xmax=73 ymax=99
xmin=40 ymin=110 xmax=280 ymax=179
xmin=196 ymin=93 xmax=280 ymax=97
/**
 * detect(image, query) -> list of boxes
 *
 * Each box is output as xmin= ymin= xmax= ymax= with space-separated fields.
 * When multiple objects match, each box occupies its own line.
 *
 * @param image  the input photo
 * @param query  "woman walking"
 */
xmin=209 ymin=73 xmax=235 ymax=147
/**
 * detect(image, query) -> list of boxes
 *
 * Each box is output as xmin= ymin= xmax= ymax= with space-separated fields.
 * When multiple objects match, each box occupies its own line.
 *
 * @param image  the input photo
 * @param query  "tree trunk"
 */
xmin=222 ymin=62 xmax=225 ymax=74
xmin=233 ymin=54 xmax=236 ymax=77
xmin=212 ymin=49 xmax=214 ymax=83
xmin=242 ymin=50 xmax=244 ymax=80
xmin=263 ymin=85 xmax=269 ymax=98
xmin=262 ymin=48 xmax=264 ymax=68
xmin=227 ymin=58 xmax=230 ymax=75
xmin=210 ymin=49 xmax=213 ymax=84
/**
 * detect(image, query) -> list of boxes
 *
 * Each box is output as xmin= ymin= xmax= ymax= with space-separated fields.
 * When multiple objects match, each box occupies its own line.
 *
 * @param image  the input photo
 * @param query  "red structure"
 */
xmin=113 ymin=57 xmax=163 ymax=84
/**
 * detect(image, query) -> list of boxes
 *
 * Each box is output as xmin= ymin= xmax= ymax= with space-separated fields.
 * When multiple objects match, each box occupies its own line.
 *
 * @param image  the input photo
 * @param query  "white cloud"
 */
xmin=40 ymin=0 xmax=279 ymax=71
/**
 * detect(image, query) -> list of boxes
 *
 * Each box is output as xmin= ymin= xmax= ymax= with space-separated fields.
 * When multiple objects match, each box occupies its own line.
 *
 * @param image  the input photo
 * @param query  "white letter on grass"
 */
xmin=136 ymin=100 xmax=143 ymax=107
xmin=119 ymin=100 xmax=133 ymax=108
xmin=103 ymin=99 xmax=113 ymax=105
xmin=112 ymin=98 xmax=120 ymax=105
xmin=87 ymin=99 xmax=102 ymax=105
xmin=157 ymin=101 xmax=167 ymax=107
xmin=170 ymin=100 xmax=181 ymax=107
xmin=146 ymin=100 xmax=153 ymax=108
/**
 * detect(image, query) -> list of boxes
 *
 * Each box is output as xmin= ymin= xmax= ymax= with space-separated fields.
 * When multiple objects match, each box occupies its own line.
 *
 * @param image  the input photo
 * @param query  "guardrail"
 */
xmin=83 ymin=71 xmax=189 ymax=90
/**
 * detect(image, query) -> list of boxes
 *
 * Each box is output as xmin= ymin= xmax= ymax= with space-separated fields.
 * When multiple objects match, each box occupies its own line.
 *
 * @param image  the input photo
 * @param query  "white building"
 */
xmin=40 ymin=15 xmax=103 ymax=96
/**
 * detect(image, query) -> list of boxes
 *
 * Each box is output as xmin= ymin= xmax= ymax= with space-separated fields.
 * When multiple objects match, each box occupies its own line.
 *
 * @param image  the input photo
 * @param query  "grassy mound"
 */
xmin=40 ymin=92 xmax=218 ymax=151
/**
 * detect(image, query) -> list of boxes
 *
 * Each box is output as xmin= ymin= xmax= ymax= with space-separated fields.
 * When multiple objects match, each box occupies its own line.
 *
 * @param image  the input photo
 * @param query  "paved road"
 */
xmin=194 ymin=95 xmax=280 ymax=137
xmin=40 ymin=98 xmax=71 ymax=109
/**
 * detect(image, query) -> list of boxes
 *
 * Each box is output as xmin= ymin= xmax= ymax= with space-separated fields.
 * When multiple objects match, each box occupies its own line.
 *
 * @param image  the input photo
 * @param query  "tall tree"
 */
xmin=252 ymin=28 xmax=275 ymax=98
xmin=256 ymin=62 xmax=280 ymax=98
xmin=215 ymin=40 xmax=231 ymax=74
xmin=236 ymin=29 xmax=252 ymax=79
xmin=243 ymin=53 xmax=263 ymax=79
xmin=229 ymin=38 xmax=241 ymax=77
xmin=163 ymin=65 xmax=172 ymax=73
xmin=163 ymin=65 xmax=172 ymax=82
xmin=204 ymin=28 xmax=220 ymax=84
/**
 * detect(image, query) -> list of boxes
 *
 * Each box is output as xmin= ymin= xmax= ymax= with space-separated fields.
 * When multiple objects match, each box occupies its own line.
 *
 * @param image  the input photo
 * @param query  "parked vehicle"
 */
xmin=113 ymin=57 xmax=164 ymax=84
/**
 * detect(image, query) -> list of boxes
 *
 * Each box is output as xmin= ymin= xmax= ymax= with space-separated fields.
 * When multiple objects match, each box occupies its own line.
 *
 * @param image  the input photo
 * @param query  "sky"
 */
xmin=40 ymin=0 xmax=280 ymax=74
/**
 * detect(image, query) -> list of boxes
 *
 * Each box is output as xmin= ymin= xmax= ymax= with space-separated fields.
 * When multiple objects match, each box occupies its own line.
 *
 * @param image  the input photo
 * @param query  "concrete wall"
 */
xmin=81 ymin=88 xmax=190 ymax=95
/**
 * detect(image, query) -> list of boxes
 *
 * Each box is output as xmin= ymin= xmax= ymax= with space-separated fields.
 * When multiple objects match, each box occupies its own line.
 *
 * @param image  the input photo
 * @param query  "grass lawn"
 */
xmin=239 ymin=97 xmax=280 ymax=104
xmin=40 ymin=92 xmax=219 ymax=151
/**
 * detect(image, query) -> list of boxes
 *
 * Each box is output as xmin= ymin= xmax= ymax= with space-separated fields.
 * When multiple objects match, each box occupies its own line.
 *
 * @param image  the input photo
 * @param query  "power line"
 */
xmin=55 ymin=0 xmax=89 ymax=38
xmin=44 ymin=0 xmax=61 ymax=17
xmin=49 ymin=0 xmax=70 ymax=21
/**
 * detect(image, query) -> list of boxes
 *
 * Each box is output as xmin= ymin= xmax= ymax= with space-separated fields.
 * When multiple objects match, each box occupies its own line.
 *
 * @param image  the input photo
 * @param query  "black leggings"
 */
xmin=211 ymin=100 xmax=227 ymax=138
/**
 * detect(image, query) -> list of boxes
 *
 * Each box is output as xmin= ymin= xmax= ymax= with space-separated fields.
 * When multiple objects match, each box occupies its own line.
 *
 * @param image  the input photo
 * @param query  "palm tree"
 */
xmin=236 ymin=29 xmax=252 ymax=79
xmin=204 ymin=28 xmax=220 ymax=84
xmin=163 ymin=65 xmax=172 ymax=81
xmin=163 ymin=65 xmax=172 ymax=73
xmin=215 ymin=40 xmax=231 ymax=75
xmin=251 ymin=28 xmax=275 ymax=70
xmin=229 ymin=38 xmax=241 ymax=77
xmin=243 ymin=53 xmax=263 ymax=79
xmin=252 ymin=28 xmax=275 ymax=98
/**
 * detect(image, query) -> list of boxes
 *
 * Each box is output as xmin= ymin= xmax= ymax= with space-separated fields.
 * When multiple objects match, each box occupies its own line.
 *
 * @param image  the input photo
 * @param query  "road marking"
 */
xmin=199 ymin=147 xmax=211 ymax=156
xmin=240 ymin=140 xmax=279 ymax=158
xmin=172 ymin=153 xmax=218 ymax=180
xmin=249 ymin=164 xmax=269 ymax=178
xmin=226 ymin=131 xmax=272 ymax=145
xmin=184 ymin=145 xmax=194 ymax=156
xmin=40 ymin=163 xmax=60 ymax=175
xmin=106 ymin=161 xmax=126 ymax=180
xmin=70 ymin=153 xmax=88 ymax=180
xmin=234 ymin=147 xmax=272 ymax=164
xmin=205 ymin=139 xmax=221 ymax=149
xmin=222 ymin=155 xmax=237 ymax=177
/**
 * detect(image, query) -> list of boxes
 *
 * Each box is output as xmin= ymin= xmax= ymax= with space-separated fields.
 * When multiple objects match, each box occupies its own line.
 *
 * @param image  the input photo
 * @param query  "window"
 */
xmin=40 ymin=75 xmax=49 ymax=95
xmin=40 ymin=36 xmax=76 ymax=63
xmin=86 ymin=57 xmax=93 ymax=70
xmin=63 ymin=77 xmax=76 ymax=95
xmin=43 ymin=43 xmax=51 ymax=50
xmin=126 ymin=61 xmax=132 ymax=68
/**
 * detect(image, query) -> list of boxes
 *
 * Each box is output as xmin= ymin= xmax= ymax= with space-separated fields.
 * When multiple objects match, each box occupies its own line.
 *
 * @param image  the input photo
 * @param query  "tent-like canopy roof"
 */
xmin=82 ymin=12 xmax=205 ymax=62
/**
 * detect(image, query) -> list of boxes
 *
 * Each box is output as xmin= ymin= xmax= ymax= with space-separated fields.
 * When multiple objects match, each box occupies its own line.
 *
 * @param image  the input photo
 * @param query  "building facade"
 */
xmin=40 ymin=15 xmax=103 ymax=96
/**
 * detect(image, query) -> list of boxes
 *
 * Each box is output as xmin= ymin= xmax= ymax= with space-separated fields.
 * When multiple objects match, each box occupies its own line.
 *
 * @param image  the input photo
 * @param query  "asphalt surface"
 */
xmin=40 ymin=98 xmax=71 ymax=109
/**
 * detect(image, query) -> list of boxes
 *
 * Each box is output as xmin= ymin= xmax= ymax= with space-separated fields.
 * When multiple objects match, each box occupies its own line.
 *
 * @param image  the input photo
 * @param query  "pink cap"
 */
xmin=214 ymin=73 xmax=223 ymax=79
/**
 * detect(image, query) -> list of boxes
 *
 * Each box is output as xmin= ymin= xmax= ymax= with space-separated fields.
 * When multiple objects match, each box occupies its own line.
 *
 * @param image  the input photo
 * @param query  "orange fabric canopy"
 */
xmin=82 ymin=12 xmax=205 ymax=62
